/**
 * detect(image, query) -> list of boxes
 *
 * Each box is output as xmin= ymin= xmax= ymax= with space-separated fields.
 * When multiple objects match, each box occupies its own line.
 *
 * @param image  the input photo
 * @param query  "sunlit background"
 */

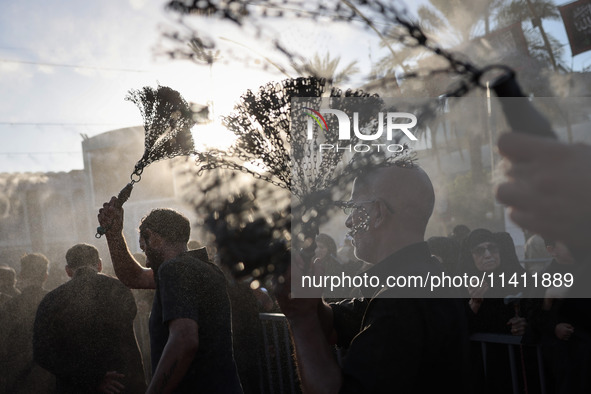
xmin=3 ymin=0 xmax=589 ymax=173
xmin=0 ymin=0 xmax=382 ymax=173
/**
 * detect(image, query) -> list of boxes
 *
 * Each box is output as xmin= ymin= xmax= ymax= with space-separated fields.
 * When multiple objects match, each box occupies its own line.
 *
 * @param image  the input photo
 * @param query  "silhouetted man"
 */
xmin=0 ymin=253 xmax=54 ymax=394
xmin=33 ymin=244 xmax=145 ymax=393
xmin=278 ymin=164 xmax=469 ymax=393
xmin=98 ymin=204 xmax=242 ymax=393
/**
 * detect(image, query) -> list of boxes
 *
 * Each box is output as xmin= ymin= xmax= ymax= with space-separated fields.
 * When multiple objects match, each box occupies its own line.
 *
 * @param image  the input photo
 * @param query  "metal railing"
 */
xmin=258 ymin=313 xmax=548 ymax=394
xmin=470 ymin=333 xmax=547 ymax=394
xmin=259 ymin=313 xmax=300 ymax=394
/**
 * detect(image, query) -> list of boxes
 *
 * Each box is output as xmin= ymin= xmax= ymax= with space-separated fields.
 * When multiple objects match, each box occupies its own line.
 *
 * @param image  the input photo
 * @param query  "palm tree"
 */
xmin=293 ymin=52 xmax=360 ymax=86
xmin=494 ymin=0 xmax=564 ymax=70
xmin=417 ymin=0 xmax=502 ymax=45
xmin=373 ymin=0 xmax=503 ymax=80
xmin=373 ymin=0 xmax=506 ymax=217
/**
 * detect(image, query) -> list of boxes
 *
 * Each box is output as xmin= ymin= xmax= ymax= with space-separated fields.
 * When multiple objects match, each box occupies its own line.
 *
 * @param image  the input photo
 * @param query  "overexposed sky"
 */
xmin=0 ymin=1 xmax=260 ymax=172
xmin=0 ymin=0 xmax=388 ymax=173
xmin=0 ymin=0 xmax=589 ymax=173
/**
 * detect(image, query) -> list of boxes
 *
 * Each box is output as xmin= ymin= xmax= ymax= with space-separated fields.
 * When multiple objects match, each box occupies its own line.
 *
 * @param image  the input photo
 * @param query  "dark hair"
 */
xmin=495 ymin=232 xmax=524 ymax=274
xmin=20 ymin=253 xmax=49 ymax=283
xmin=543 ymin=238 xmax=556 ymax=248
xmin=66 ymin=244 xmax=100 ymax=270
xmin=451 ymin=224 xmax=470 ymax=242
xmin=316 ymin=233 xmax=337 ymax=257
xmin=139 ymin=208 xmax=190 ymax=244
xmin=188 ymin=239 xmax=202 ymax=250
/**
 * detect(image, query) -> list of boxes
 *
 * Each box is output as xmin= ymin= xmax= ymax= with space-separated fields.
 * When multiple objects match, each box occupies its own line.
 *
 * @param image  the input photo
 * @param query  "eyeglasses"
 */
xmin=335 ymin=199 xmax=395 ymax=216
xmin=336 ymin=200 xmax=376 ymax=216
xmin=471 ymin=243 xmax=499 ymax=257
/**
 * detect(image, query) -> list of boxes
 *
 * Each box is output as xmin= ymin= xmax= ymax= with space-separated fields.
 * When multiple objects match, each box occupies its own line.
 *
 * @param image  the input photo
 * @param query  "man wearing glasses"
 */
xmin=278 ymin=163 xmax=470 ymax=393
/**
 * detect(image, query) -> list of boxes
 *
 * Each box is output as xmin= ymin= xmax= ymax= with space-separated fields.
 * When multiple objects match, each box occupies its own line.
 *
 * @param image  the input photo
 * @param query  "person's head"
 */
xmin=18 ymin=253 xmax=49 ymax=288
xmin=544 ymin=239 xmax=574 ymax=265
xmin=461 ymin=229 xmax=500 ymax=273
xmin=0 ymin=265 xmax=17 ymax=292
xmin=138 ymin=208 xmax=190 ymax=270
xmin=524 ymin=234 xmax=551 ymax=260
xmin=187 ymin=239 xmax=202 ymax=250
xmin=65 ymin=243 xmax=102 ymax=277
xmin=314 ymin=233 xmax=337 ymax=261
xmin=450 ymin=224 xmax=470 ymax=243
xmin=345 ymin=164 xmax=435 ymax=264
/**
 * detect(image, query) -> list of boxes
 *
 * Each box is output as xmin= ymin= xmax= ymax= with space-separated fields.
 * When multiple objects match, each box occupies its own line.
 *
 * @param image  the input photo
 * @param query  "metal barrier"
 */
xmin=258 ymin=314 xmax=548 ymax=394
xmin=470 ymin=333 xmax=547 ymax=394
xmin=259 ymin=313 xmax=300 ymax=394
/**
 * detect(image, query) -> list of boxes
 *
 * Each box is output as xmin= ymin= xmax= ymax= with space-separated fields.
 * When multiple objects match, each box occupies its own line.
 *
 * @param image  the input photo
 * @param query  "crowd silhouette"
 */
xmin=1 ymin=134 xmax=591 ymax=393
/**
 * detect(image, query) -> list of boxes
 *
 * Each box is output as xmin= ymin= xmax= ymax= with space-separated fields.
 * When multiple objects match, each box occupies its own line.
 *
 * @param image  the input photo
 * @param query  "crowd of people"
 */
xmin=0 ymin=132 xmax=590 ymax=393
xmin=0 ymin=219 xmax=272 ymax=393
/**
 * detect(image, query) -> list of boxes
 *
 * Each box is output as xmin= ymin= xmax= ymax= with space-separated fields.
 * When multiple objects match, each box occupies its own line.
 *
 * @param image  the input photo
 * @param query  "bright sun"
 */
xmin=191 ymin=121 xmax=237 ymax=152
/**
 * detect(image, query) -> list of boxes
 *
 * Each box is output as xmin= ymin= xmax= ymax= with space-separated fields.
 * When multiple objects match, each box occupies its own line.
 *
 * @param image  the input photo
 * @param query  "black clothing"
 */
xmin=0 ymin=292 xmax=11 ymax=307
xmin=330 ymin=242 xmax=470 ymax=394
xmin=465 ymin=298 xmax=530 ymax=394
xmin=460 ymin=230 xmax=534 ymax=394
xmin=533 ymin=260 xmax=591 ymax=394
xmin=458 ymin=229 xmax=526 ymax=299
xmin=467 ymin=298 xmax=518 ymax=334
xmin=226 ymin=280 xmax=265 ymax=394
xmin=0 ymin=285 xmax=54 ymax=393
xmin=33 ymin=267 xmax=146 ymax=393
xmin=150 ymin=248 xmax=242 ymax=393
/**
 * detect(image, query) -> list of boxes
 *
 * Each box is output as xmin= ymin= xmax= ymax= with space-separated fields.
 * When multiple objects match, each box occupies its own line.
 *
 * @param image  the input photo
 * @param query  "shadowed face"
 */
xmin=548 ymin=241 xmax=574 ymax=265
xmin=314 ymin=243 xmax=329 ymax=261
xmin=471 ymin=242 xmax=500 ymax=272
xmin=344 ymin=166 xmax=432 ymax=265
xmin=140 ymin=233 xmax=165 ymax=272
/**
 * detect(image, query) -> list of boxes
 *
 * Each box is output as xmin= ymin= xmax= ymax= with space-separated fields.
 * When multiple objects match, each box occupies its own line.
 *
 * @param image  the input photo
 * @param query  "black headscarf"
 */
xmin=458 ymin=228 xmax=525 ymax=298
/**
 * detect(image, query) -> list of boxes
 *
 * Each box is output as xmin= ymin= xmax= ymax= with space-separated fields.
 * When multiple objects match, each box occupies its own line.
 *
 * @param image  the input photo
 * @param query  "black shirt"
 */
xmin=0 ymin=285 xmax=55 ymax=393
xmin=33 ymin=267 xmax=146 ymax=393
xmin=150 ymin=248 xmax=242 ymax=393
xmin=331 ymin=242 xmax=470 ymax=394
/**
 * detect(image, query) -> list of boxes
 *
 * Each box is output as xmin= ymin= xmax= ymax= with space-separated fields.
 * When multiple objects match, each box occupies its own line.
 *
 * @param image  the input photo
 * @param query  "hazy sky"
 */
xmin=0 ymin=0 xmax=268 ymax=173
xmin=0 ymin=0 xmax=385 ymax=173
xmin=0 ymin=0 xmax=588 ymax=173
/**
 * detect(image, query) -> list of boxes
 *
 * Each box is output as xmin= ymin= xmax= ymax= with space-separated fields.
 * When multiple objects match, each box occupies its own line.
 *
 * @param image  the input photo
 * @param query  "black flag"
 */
xmin=559 ymin=0 xmax=591 ymax=56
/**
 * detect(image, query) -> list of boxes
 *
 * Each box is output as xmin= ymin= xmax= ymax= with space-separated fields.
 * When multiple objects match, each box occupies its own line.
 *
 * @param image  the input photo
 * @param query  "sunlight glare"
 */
xmin=192 ymin=121 xmax=237 ymax=152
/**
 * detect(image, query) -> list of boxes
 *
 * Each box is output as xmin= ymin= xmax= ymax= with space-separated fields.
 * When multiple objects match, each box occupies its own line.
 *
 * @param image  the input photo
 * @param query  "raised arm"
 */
xmin=286 ymin=301 xmax=342 ymax=394
xmin=98 ymin=196 xmax=155 ymax=289
xmin=275 ymin=254 xmax=341 ymax=393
